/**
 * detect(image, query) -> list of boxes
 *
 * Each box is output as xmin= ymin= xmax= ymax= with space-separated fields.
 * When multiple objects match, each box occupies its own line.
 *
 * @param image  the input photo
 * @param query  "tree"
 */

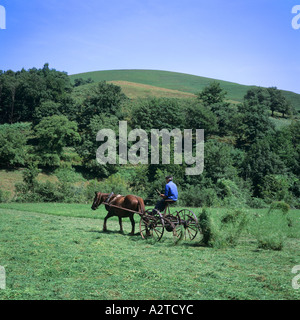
xmin=41 ymin=63 xmax=73 ymax=103
xmin=183 ymin=100 xmax=218 ymax=137
xmin=33 ymin=100 xmax=61 ymax=123
xmin=0 ymin=70 xmax=19 ymax=124
xmin=244 ymin=87 xmax=269 ymax=107
xmin=203 ymin=139 xmax=238 ymax=184
xmin=128 ymin=97 xmax=185 ymax=132
xmin=34 ymin=115 xmax=81 ymax=167
xmin=210 ymin=102 xmax=235 ymax=136
xmin=242 ymin=138 xmax=285 ymax=197
xmin=73 ymin=77 xmax=94 ymax=87
xmin=234 ymin=102 xmax=275 ymax=149
xmin=78 ymin=81 xmax=127 ymax=129
xmin=197 ymin=82 xmax=227 ymax=106
xmin=0 ymin=123 xmax=31 ymax=167
xmin=0 ymin=64 xmax=73 ymax=124
xmin=268 ymin=126 xmax=297 ymax=174
xmin=260 ymin=174 xmax=292 ymax=203
xmin=287 ymin=121 xmax=300 ymax=176
xmin=75 ymin=114 xmax=119 ymax=178
xmin=278 ymin=99 xmax=292 ymax=118
xmin=267 ymin=87 xmax=291 ymax=118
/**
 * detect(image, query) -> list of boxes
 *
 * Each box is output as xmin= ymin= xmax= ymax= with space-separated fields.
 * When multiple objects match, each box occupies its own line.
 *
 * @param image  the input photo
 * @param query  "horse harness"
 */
xmin=104 ymin=192 xmax=122 ymax=206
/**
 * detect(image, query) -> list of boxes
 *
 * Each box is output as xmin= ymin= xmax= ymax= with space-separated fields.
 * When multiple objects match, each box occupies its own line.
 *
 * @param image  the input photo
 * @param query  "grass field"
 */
xmin=0 ymin=203 xmax=299 ymax=300
xmin=108 ymin=81 xmax=197 ymax=100
xmin=69 ymin=69 xmax=300 ymax=111
xmin=0 ymin=169 xmax=60 ymax=200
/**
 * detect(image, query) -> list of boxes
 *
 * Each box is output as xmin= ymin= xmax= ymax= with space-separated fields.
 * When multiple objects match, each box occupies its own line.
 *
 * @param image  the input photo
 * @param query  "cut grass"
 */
xmin=0 ymin=204 xmax=300 ymax=300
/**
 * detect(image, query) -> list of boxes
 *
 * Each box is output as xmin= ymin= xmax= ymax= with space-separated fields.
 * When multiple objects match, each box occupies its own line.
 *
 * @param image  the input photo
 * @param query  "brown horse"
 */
xmin=91 ymin=192 xmax=145 ymax=235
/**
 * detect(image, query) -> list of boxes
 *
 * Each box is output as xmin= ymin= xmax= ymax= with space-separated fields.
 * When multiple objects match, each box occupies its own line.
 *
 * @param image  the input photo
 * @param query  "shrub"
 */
xmin=180 ymin=185 xmax=219 ymax=207
xmin=14 ymin=164 xmax=87 ymax=203
xmin=85 ymin=174 xmax=133 ymax=203
xmin=260 ymin=175 xmax=291 ymax=203
xmin=54 ymin=167 xmax=85 ymax=183
xmin=216 ymin=178 xmax=251 ymax=208
xmin=267 ymin=201 xmax=290 ymax=215
xmin=246 ymin=197 xmax=268 ymax=209
xmin=34 ymin=181 xmax=65 ymax=202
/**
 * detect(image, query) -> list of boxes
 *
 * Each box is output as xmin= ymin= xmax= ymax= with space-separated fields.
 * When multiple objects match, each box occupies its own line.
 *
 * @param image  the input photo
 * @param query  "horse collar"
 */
xmin=104 ymin=192 xmax=114 ymax=204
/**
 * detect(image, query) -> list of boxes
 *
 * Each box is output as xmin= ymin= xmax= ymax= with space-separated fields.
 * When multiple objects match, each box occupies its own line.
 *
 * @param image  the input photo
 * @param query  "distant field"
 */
xmin=0 ymin=169 xmax=59 ymax=200
xmin=69 ymin=69 xmax=300 ymax=110
xmin=0 ymin=203 xmax=299 ymax=300
xmin=107 ymin=80 xmax=196 ymax=100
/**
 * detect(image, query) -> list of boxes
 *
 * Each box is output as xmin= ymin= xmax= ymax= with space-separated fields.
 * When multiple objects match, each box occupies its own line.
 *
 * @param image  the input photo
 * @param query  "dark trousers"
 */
xmin=154 ymin=199 xmax=167 ymax=213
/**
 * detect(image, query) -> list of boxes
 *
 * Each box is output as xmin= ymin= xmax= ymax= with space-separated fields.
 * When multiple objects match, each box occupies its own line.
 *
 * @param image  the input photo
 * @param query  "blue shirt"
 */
xmin=165 ymin=181 xmax=178 ymax=201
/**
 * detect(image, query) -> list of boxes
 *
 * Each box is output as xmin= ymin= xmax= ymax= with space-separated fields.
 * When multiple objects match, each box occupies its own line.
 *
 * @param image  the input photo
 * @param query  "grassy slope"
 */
xmin=108 ymin=80 xmax=196 ymax=99
xmin=72 ymin=79 xmax=197 ymax=101
xmin=0 ymin=169 xmax=59 ymax=200
xmin=69 ymin=69 xmax=300 ymax=110
xmin=0 ymin=203 xmax=299 ymax=300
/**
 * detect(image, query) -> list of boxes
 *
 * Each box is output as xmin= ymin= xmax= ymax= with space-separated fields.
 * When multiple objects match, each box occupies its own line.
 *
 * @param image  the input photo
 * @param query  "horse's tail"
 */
xmin=136 ymin=196 xmax=145 ymax=215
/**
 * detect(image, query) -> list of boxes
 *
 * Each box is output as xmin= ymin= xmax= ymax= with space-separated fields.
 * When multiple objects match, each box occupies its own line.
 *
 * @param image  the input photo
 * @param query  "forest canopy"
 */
xmin=0 ymin=64 xmax=299 ymax=208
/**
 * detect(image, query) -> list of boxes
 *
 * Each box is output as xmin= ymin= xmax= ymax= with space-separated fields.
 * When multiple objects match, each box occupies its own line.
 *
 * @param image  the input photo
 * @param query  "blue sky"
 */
xmin=0 ymin=0 xmax=300 ymax=93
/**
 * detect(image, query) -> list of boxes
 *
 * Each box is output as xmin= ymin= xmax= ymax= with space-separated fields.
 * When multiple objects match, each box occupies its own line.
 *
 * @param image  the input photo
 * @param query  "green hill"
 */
xmin=69 ymin=69 xmax=300 ymax=110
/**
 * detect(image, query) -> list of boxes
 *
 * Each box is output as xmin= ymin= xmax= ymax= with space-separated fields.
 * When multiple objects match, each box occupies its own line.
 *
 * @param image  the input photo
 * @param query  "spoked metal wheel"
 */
xmin=176 ymin=209 xmax=200 ymax=241
xmin=139 ymin=209 xmax=164 ymax=242
xmin=164 ymin=214 xmax=183 ymax=244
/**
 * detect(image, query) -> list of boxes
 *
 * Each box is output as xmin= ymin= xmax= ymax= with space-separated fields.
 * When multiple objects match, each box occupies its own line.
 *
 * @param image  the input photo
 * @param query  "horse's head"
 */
xmin=91 ymin=192 xmax=104 ymax=210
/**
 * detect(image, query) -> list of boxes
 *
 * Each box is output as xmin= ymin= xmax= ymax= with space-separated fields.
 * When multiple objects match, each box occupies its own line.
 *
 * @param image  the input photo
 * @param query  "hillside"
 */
xmin=72 ymin=80 xmax=197 ymax=101
xmin=107 ymin=80 xmax=196 ymax=100
xmin=69 ymin=69 xmax=300 ymax=110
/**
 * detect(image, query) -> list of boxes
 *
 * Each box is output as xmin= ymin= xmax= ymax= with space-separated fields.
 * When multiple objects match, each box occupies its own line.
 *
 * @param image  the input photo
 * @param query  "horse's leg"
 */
xmin=103 ymin=212 xmax=113 ymax=232
xmin=118 ymin=217 xmax=124 ymax=234
xmin=129 ymin=214 xmax=135 ymax=235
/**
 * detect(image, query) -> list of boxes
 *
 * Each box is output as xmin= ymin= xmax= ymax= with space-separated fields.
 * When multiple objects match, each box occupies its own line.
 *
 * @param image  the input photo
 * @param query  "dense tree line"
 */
xmin=0 ymin=65 xmax=299 ymax=207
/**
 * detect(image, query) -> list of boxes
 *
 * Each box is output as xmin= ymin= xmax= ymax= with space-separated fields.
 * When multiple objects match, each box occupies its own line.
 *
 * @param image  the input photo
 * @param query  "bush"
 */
xmin=216 ymin=178 xmax=251 ymax=208
xmin=57 ymin=182 xmax=87 ymax=203
xmin=34 ymin=181 xmax=65 ymax=202
xmin=54 ymin=167 xmax=85 ymax=183
xmin=14 ymin=164 xmax=87 ymax=203
xmin=180 ymin=185 xmax=219 ymax=207
xmin=267 ymin=201 xmax=290 ymax=215
xmin=246 ymin=197 xmax=268 ymax=209
xmin=260 ymin=174 xmax=292 ymax=203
